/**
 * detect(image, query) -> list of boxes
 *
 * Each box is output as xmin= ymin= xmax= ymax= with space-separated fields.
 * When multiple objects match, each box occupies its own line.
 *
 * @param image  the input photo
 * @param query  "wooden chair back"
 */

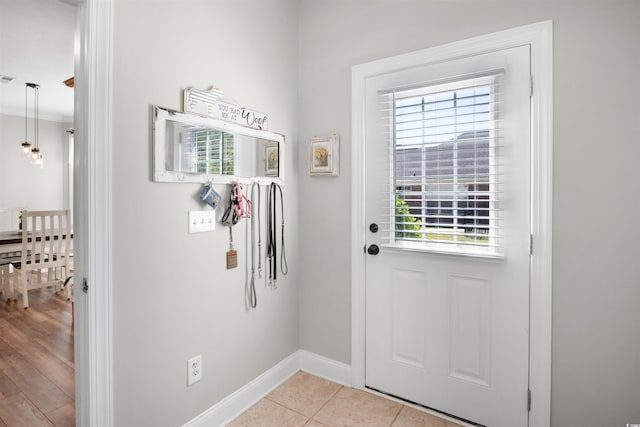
xmin=20 ymin=209 xmax=72 ymax=275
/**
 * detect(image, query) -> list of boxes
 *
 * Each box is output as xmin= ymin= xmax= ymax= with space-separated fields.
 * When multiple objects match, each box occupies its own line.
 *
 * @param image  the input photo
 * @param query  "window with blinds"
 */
xmin=388 ymin=75 xmax=503 ymax=255
xmin=176 ymin=125 xmax=235 ymax=175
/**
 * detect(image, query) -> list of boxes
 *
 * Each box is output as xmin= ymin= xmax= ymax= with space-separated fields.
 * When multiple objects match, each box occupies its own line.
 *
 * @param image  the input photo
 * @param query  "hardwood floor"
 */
xmin=0 ymin=287 xmax=74 ymax=427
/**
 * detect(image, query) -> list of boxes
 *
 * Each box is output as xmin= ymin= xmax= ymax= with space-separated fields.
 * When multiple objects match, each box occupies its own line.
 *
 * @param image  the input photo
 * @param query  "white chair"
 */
xmin=0 ymin=259 xmax=12 ymax=300
xmin=11 ymin=209 xmax=72 ymax=308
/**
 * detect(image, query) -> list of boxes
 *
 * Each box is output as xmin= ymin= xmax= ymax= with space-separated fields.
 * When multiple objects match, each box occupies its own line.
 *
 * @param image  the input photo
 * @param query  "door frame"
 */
xmin=73 ymin=0 xmax=114 ymax=425
xmin=351 ymin=21 xmax=553 ymax=427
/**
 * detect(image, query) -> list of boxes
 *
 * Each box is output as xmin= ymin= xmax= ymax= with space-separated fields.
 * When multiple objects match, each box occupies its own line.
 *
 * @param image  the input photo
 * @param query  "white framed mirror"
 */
xmin=152 ymin=105 xmax=285 ymax=184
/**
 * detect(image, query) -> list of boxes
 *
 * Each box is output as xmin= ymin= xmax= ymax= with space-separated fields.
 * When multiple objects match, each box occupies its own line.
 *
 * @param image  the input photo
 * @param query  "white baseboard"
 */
xmin=298 ymin=350 xmax=352 ymax=386
xmin=183 ymin=350 xmax=352 ymax=427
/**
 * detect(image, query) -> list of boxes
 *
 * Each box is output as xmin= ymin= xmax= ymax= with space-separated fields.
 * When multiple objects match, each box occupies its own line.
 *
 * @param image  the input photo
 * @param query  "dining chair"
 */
xmin=11 ymin=209 xmax=72 ymax=308
xmin=0 ymin=259 xmax=12 ymax=301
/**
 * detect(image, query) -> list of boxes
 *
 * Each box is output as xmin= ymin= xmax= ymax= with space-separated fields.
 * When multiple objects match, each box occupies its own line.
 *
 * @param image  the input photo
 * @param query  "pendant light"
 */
xmin=19 ymin=83 xmax=32 ymax=156
xmin=20 ymin=82 xmax=44 ymax=168
xmin=29 ymin=83 xmax=42 ymax=167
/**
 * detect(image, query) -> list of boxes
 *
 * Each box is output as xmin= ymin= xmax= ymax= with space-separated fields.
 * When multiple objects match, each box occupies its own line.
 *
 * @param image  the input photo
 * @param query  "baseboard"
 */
xmin=182 ymin=352 xmax=299 ymax=427
xmin=298 ymin=350 xmax=352 ymax=386
xmin=182 ymin=350 xmax=352 ymax=427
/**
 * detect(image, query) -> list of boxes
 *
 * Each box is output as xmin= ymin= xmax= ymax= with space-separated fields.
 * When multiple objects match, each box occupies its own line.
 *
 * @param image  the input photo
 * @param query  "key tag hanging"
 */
xmin=227 ymin=224 xmax=238 ymax=269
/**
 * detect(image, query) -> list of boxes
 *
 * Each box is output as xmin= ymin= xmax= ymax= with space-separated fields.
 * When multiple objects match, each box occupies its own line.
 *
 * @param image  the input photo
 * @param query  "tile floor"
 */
xmin=228 ymin=371 xmax=466 ymax=427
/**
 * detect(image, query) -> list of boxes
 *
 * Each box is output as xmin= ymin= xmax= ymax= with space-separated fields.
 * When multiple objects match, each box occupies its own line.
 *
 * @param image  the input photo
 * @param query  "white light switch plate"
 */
xmin=189 ymin=210 xmax=216 ymax=233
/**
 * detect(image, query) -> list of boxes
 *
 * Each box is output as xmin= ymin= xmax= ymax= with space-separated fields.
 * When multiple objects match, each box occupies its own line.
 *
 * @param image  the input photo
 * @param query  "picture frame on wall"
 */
xmin=309 ymin=134 xmax=339 ymax=176
xmin=265 ymin=144 xmax=279 ymax=176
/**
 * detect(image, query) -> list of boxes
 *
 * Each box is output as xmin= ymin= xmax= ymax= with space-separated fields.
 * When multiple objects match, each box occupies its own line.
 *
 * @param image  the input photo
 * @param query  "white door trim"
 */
xmin=74 ymin=0 xmax=114 ymax=425
xmin=351 ymin=21 xmax=553 ymax=427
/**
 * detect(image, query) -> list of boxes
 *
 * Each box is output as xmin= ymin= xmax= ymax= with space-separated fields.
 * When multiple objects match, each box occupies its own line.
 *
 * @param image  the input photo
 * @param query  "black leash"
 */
xmin=221 ymin=190 xmax=239 ymax=226
xmin=266 ymin=183 xmax=288 ymax=288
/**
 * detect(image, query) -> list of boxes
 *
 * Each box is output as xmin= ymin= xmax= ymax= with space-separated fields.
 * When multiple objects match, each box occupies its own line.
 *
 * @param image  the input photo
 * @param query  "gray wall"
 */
xmin=108 ymin=0 xmax=640 ymax=425
xmin=296 ymin=1 xmax=640 ymax=426
xmin=110 ymin=1 xmax=299 ymax=425
xmin=0 ymin=114 xmax=70 ymax=213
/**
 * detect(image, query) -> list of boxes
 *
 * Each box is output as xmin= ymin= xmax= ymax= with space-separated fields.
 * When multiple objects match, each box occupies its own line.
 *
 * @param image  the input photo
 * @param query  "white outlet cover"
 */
xmin=187 ymin=354 xmax=203 ymax=386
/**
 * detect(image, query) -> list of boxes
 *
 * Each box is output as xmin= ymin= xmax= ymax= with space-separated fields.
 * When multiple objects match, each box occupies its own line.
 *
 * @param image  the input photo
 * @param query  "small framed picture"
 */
xmin=265 ymin=144 xmax=279 ymax=176
xmin=309 ymin=135 xmax=339 ymax=176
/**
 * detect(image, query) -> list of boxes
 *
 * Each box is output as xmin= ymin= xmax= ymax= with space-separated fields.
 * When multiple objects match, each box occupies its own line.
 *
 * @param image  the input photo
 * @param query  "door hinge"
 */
xmin=82 ymin=278 xmax=89 ymax=293
xmin=529 ymin=75 xmax=534 ymax=97
xmin=529 ymin=234 xmax=533 ymax=255
xmin=527 ymin=388 xmax=532 ymax=412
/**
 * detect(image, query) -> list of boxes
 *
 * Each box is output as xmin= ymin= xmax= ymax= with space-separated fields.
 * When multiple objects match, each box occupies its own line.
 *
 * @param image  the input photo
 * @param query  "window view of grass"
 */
xmin=392 ymin=82 xmax=494 ymax=249
xmin=422 ymin=228 xmax=489 ymax=243
xmin=395 ymin=195 xmax=489 ymax=244
xmin=395 ymin=195 xmax=421 ymax=239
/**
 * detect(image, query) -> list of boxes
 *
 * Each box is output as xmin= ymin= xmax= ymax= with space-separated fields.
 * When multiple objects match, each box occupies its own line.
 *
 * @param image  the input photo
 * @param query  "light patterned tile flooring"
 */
xmin=228 ymin=371 xmax=467 ymax=427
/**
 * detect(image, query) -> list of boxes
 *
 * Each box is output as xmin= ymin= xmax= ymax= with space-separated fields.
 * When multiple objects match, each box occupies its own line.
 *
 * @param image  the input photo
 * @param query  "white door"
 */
xmin=365 ymin=46 xmax=531 ymax=426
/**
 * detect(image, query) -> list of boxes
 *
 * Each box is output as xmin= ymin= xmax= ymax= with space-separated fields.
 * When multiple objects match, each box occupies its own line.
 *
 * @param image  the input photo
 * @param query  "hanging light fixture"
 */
xmin=33 ymin=151 xmax=43 ymax=168
xmin=20 ymin=82 xmax=44 ymax=168
xmin=19 ymin=83 xmax=32 ymax=156
xmin=29 ymin=83 xmax=42 ymax=167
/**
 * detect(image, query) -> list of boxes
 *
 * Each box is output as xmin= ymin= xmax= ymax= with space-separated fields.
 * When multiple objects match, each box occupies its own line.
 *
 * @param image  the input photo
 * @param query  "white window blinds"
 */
xmin=175 ymin=125 xmax=235 ymax=175
xmin=383 ymin=74 xmax=504 ymax=255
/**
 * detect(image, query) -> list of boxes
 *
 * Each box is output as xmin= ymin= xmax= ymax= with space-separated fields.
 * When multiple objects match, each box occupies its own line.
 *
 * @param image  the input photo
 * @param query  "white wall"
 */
xmin=111 ymin=1 xmax=299 ymax=425
xmin=296 ymin=1 xmax=640 ymax=426
xmin=0 ymin=113 xmax=70 ymax=217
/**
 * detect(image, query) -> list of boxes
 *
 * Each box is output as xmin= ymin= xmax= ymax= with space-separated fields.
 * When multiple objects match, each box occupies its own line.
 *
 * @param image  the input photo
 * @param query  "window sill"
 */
xmin=381 ymin=241 xmax=505 ymax=260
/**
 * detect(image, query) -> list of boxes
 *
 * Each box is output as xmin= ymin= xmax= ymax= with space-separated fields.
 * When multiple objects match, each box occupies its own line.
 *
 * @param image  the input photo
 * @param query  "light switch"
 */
xmin=188 ymin=210 xmax=216 ymax=233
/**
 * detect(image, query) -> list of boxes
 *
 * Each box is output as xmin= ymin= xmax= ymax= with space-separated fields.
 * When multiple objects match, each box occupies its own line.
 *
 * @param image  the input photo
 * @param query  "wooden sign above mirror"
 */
xmin=152 ymin=105 xmax=284 ymax=184
xmin=183 ymin=86 xmax=268 ymax=130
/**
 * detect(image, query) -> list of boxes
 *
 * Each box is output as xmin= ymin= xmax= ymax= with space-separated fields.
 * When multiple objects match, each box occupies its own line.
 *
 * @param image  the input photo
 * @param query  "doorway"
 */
xmin=0 ymin=0 xmax=77 ymax=424
xmin=351 ymin=21 xmax=553 ymax=427
xmin=363 ymin=46 xmax=531 ymax=426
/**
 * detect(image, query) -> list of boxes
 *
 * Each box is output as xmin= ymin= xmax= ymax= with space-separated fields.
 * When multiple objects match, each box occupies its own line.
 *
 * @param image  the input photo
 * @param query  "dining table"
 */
xmin=0 ymin=230 xmax=74 ymax=258
xmin=0 ymin=230 xmax=24 ymax=258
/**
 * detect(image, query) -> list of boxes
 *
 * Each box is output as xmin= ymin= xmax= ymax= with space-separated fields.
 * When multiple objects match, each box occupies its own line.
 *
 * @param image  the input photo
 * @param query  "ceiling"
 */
xmin=0 ymin=0 xmax=76 ymax=123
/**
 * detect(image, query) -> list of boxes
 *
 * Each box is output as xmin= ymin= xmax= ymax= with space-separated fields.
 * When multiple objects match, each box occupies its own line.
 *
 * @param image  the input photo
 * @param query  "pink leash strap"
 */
xmin=232 ymin=183 xmax=252 ymax=219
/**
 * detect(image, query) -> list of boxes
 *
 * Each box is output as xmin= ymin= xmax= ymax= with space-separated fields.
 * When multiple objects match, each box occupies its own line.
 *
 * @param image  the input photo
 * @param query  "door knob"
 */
xmin=369 ymin=223 xmax=379 ymax=233
xmin=367 ymin=244 xmax=380 ymax=255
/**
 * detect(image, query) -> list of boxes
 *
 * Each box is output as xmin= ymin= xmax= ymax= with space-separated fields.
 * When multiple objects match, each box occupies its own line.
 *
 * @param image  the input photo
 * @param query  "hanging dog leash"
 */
xmin=222 ymin=182 xmax=251 ymax=270
xmin=248 ymin=182 xmax=261 ymax=308
xmin=266 ymin=183 xmax=288 ymax=287
xmin=266 ymin=184 xmax=276 ymax=287
xmin=251 ymin=183 xmax=262 ymax=278
xmin=221 ymin=182 xmax=251 ymax=226
xmin=233 ymin=183 xmax=251 ymax=219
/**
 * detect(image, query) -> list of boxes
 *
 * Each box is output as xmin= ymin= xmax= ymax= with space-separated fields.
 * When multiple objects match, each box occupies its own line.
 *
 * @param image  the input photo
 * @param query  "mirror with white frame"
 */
xmin=153 ymin=105 xmax=284 ymax=184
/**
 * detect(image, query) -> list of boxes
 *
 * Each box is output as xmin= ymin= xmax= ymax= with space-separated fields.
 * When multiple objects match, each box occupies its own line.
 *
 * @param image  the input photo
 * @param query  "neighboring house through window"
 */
xmin=392 ymin=79 xmax=500 ymax=251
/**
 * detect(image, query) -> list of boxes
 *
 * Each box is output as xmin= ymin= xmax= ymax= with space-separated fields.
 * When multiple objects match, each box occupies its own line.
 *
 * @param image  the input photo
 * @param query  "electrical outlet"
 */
xmin=187 ymin=354 xmax=203 ymax=386
xmin=188 ymin=210 xmax=216 ymax=233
